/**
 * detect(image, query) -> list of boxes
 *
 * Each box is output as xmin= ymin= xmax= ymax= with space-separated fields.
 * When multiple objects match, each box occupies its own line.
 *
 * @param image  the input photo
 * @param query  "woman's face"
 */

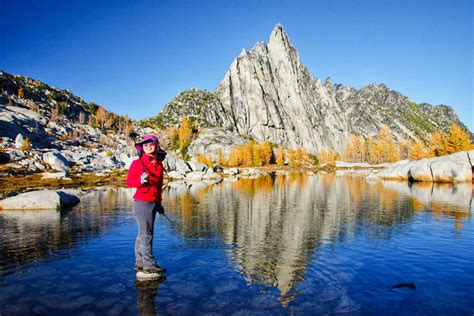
xmin=142 ymin=142 xmax=157 ymax=155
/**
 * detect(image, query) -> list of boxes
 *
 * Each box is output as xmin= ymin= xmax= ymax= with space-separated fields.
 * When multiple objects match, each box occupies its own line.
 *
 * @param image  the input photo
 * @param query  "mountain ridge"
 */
xmin=156 ymin=24 xmax=469 ymax=153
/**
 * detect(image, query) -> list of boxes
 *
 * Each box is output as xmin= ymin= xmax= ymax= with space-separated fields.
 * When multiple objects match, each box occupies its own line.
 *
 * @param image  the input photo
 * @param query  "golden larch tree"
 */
xmin=444 ymin=123 xmax=471 ymax=154
xmin=296 ymin=147 xmax=309 ymax=166
xmin=178 ymin=116 xmax=194 ymax=150
xmin=398 ymin=138 xmax=412 ymax=160
xmin=344 ymin=134 xmax=365 ymax=162
xmin=258 ymin=142 xmax=273 ymax=165
xmin=428 ymin=131 xmax=446 ymax=157
xmin=288 ymin=148 xmax=296 ymax=167
xmin=410 ymin=139 xmax=428 ymax=160
xmin=276 ymin=147 xmax=285 ymax=166
xmin=377 ymin=125 xmax=399 ymax=163
xmin=217 ymin=148 xmax=227 ymax=166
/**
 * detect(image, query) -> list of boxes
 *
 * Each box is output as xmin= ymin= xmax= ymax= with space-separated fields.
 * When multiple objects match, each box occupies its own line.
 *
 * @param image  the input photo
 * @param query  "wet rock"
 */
xmin=0 ymin=189 xmax=80 ymax=210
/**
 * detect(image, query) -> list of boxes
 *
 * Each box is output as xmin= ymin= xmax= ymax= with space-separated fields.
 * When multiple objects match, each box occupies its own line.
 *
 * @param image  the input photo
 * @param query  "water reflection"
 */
xmin=164 ymin=173 xmax=473 ymax=304
xmin=1 ymin=175 xmax=472 ymax=313
xmin=379 ymin=181 xmax=472 ymax=229
xmin=0 ymin=187 xmax=134 ymax=276
xmin=135 ymin=277 xmax=165 ymax=316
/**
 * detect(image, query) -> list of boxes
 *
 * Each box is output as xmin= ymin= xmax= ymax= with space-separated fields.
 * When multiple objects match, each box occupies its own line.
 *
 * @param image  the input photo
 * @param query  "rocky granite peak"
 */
xmin=171 ymin=24 xmax=469 ymax=153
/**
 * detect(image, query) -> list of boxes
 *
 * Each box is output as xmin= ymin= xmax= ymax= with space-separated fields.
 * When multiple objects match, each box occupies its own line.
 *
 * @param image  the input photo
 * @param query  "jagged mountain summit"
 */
xmin=157 ymin=24 xmax=469 ymax=153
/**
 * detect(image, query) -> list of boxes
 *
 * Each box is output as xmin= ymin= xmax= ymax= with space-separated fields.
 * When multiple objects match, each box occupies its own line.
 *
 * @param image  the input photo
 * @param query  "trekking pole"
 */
xmin=161 ymin=213 xmax=173 ymax=223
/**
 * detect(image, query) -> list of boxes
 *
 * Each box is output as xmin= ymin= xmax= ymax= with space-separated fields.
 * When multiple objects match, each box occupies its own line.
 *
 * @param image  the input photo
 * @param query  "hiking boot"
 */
xmin=143 ymin=265 xmax=166 ymax=274
xmin=136 ymin=270 xmax=164 ymax=281
xmin=134 ymin=264 xmax=144 ymax=271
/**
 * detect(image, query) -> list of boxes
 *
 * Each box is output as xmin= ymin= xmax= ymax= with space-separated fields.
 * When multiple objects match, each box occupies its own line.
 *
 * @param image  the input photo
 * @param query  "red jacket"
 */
xmin=126 ymin=155 xmax=164 ymax=203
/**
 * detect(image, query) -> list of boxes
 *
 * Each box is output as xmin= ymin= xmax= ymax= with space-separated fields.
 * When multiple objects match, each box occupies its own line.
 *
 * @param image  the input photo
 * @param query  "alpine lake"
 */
xmin=1 ymin=172 xmax=473 ymax=315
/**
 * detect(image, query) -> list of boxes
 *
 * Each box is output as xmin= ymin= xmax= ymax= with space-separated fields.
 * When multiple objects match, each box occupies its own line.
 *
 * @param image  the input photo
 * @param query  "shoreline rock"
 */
xmin=0 ymin=189 xmax=80 ymax=210
xmin=377 ymin=150 xmax=473 ymax=183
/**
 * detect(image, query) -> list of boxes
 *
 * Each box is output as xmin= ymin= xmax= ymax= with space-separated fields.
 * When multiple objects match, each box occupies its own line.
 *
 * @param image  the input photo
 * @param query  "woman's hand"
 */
xmin=154 ymin=203 xmax=165 ymax=214
xmin=140 ymin=172 xmax=149 ymax=184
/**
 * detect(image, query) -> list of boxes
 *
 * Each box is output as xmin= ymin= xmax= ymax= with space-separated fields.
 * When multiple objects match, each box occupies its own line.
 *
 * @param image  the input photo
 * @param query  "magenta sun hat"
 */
xmin=134 ymin=134 xmax=160 ymax=152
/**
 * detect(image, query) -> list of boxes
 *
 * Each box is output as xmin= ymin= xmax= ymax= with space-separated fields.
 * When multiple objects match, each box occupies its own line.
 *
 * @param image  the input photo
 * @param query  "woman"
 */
xmin=127 ymin=134 xmax=167 ymax=277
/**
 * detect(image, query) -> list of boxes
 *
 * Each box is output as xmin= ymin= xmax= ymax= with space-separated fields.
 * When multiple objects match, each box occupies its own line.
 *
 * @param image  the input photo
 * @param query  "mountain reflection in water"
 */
xmin=164 ymin=173 xmax=473 ymax=304
xmin=0 ymin=174 xmax=472 ymax=314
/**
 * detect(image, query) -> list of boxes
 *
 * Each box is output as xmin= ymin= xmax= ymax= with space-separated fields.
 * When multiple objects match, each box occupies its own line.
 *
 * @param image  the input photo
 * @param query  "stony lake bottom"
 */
xmin=0 ymin=173 xmax=473 ymax=315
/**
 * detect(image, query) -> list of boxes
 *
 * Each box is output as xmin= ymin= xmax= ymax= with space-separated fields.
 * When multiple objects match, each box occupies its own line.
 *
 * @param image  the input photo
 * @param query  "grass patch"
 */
xmin=0 ymin=169 xmax=128 ymax=199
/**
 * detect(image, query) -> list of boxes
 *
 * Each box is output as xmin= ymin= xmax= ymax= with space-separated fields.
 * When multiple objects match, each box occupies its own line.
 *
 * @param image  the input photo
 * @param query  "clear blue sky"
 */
xmin=1 ymin=0 xmax=472 ymax=131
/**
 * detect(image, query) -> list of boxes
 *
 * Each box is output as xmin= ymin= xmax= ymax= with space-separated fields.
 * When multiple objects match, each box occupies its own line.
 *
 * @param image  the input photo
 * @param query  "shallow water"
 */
xmin=1 ymin=174 xmax=473 ymax=315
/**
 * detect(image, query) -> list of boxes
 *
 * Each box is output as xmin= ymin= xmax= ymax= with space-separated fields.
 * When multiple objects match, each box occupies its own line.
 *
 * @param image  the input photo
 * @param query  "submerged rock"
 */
xmin=0 ymin=189 xmax=80 ymax=210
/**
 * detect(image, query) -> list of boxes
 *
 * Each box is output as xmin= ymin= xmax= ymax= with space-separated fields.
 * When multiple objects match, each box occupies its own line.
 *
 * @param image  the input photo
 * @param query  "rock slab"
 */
xmin=0 ymin=190 xmax=80 ymax=210
xmin=378 ymin=150 xmax=473 ymax=183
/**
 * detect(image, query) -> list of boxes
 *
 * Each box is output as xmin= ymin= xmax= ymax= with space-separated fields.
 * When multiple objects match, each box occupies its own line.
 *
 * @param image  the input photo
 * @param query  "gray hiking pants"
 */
xmin=133 ymin=200 xmax=158 ymax=268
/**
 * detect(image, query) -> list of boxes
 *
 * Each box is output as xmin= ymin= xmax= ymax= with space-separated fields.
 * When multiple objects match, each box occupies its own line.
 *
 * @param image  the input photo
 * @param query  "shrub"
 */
xmin=18 ymin=87 xmax=24 ymax=98
xmin=196 ymin=154 xmax=213 ymax=167
xmin=20 ymin=137 xmax=31 ymax=150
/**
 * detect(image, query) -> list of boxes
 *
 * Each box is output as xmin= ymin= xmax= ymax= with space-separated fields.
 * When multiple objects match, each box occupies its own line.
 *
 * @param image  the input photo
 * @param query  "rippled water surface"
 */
xmin=1 ymin=174 xmax=473 ymax=315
